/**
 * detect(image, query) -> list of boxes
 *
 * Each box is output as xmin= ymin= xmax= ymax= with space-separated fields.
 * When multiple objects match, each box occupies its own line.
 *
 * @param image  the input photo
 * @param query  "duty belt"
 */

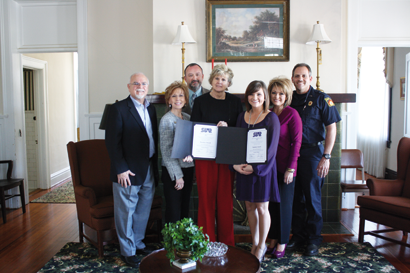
xmin=300 ymin=142 xmax=322 ymax=149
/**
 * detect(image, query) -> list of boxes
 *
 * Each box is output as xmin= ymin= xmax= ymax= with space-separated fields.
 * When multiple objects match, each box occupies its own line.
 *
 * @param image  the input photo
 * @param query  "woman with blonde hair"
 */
xmin=190 ymin=64 xmax=243 ymax=246
xmin=266 ymin=76 xmax=302 ymax=258
xmin=159 ymin=81 xmax=194 ymax=223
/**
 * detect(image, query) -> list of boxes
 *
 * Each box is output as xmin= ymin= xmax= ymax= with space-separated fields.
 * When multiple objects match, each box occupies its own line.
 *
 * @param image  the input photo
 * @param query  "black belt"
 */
xmin=300 ymin=142 xmax=322 ymax=149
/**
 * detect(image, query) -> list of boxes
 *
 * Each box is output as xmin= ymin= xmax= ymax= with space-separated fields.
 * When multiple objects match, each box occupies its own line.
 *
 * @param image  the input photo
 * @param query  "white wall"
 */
xmin=386 ymin=47 xmax=410 ymax=171
xmin=87 ymin=0 xmax=344 ymax=113
xmin=23 ymin=53 xmax=76 ymax=184
xmin=87 ymin=0 xmax=154 ymax=113
xmin=152 ymin=0 xmax=343 ymax=95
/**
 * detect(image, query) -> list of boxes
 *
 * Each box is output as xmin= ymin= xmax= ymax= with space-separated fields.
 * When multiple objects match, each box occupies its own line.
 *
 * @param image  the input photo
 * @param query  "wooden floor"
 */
xmin=0 ymin=184 xmax=410 ymax=272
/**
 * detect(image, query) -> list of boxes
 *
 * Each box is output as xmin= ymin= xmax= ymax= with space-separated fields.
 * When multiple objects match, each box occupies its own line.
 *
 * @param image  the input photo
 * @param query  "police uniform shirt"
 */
xmin=291 ymin=86 xmax=341 ymax=144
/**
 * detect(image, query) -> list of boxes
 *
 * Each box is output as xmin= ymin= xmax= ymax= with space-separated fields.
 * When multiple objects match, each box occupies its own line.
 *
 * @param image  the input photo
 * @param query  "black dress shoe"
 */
xmin=135 ymin=247 xmax=153 ymax=256
xmin=304 ymin=244 xmax=319 ymax=256
xmin=123 ymin=255 xmax=141 ymax=268
xmin=287 ymin=239 xmax=304 ymax=249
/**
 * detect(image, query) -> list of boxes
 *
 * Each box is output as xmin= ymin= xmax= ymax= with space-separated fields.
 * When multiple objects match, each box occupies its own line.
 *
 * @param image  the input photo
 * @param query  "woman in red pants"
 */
xmin=190 ymin=64 xmax=243 ymax=246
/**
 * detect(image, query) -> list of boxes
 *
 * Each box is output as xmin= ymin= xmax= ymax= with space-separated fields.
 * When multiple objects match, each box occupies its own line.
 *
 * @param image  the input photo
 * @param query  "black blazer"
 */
xmin=105 ymin=96 xmax=159 ymax=186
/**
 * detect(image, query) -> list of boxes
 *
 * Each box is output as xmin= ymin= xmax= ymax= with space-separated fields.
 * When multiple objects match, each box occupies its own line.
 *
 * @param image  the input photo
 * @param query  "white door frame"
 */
xmin=22 ymin=56 xmax=50 ymax=189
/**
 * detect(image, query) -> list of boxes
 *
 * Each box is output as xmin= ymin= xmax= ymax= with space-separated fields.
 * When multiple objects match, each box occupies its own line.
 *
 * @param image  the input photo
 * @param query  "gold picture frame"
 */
xmin=206 ymin=0 xmax=290 ymax=62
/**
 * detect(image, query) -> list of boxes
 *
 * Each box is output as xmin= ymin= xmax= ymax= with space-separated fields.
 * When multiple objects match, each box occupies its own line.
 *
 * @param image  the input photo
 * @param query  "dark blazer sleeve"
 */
xmin=148 ymin=104 xmax=159 ymax=186
xmin=105 ymin=101 xmax=129 ymax=180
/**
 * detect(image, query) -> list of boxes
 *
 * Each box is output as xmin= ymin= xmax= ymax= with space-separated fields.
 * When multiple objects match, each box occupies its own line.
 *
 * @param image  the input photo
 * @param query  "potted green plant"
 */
xmin=162 ymin=218 xmax=210 ymax=264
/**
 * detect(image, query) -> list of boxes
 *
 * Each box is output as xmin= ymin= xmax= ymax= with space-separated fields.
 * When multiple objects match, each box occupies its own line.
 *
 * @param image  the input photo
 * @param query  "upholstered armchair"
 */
xmin=67 ymin=140 xmax=116 ymax=257
xmin=357 ymin=137 xmax=410 ymax=247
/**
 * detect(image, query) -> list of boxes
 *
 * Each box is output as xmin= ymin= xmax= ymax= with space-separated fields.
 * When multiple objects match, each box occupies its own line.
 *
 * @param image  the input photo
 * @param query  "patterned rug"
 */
xmin=38 ymin=242 xmax=398 ymax=273
xmin=31 ymin=181 xmax=75 ymax=203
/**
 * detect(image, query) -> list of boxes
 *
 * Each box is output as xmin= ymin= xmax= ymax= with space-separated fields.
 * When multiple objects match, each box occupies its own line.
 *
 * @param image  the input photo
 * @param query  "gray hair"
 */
xmin=129 ymin=72 xmax=149 ymax=84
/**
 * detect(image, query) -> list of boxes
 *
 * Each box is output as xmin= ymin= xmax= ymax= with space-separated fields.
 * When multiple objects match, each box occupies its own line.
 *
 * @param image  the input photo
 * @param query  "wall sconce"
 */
xmin=172 ymin=21 xmax=196 ymax=83
xmin=306 ymin=21 xmax=331 ymax=91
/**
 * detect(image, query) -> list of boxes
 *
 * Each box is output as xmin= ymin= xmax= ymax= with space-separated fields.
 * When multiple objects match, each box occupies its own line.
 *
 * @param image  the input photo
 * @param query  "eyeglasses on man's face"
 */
xmin=129 ymin=82 xmax=148 ymax=87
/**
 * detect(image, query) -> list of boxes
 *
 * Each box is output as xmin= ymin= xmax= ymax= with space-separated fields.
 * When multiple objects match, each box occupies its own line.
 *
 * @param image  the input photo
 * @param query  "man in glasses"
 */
xmin=105 ymin=72 xmax=159 ymax=268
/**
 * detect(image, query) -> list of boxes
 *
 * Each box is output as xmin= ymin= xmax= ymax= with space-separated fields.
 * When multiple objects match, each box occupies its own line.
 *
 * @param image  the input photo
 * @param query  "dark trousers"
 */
xmin=291 ymin=144 xmax=324 ymax=245
xmin=162 ymin=166 xmax=194 ymax=224
xmin=268 ymin=171 xmax=295 ymax=244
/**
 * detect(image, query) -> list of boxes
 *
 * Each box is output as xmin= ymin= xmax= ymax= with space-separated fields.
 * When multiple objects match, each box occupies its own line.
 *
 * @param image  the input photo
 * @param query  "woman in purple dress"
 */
xmin=233 ymin=80 xmax=280 ymax=262
xmin=266 ymin=76 xmax=302 ymax=259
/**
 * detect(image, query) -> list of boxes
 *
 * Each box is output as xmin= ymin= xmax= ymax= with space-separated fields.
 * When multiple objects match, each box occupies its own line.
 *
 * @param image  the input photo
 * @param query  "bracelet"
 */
xmin=286 ymin=168 xmax=295 ymax=173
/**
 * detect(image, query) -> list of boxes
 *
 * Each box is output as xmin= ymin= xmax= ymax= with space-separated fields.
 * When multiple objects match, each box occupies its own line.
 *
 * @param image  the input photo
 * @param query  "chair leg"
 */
xmin=78 ymin=220 xmax=84 ymax=243
xmin=359 ymin=215 xmax=365 ymax=243
xmin=19 ymin=182 xmax=26 ymax=214
xmin=0 ymin=189 xmax=6 ymax=224
xmin=97 ymin=230 xmax=104 ymax=258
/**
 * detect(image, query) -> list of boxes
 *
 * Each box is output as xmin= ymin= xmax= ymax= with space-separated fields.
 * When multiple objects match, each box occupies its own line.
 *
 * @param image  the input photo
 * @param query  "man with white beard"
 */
xmin=105 ymin=72 xmax=159 ymax=267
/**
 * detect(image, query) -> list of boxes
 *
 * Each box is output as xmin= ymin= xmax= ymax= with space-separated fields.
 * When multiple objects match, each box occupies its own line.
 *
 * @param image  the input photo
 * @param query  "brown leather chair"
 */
xmin=67 ymin=140 xmax=163 ymax=257
xmin=358 ymin=137 xmax=410 ymax=248
xmin=340 ymin=149 xmax=368 ymax=198
xmin=0 ymin=160 xmax=26 ymax=223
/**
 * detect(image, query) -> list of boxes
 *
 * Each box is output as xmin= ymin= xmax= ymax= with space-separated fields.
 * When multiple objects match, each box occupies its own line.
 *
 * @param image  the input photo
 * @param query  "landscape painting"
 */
xmin=206 ymin=1 xmax=289 ymax=62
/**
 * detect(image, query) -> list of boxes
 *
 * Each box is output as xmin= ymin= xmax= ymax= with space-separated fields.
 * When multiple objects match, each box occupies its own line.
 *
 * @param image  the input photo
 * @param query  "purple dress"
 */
xmin=235 ymin=111 xmax=281 ymax=203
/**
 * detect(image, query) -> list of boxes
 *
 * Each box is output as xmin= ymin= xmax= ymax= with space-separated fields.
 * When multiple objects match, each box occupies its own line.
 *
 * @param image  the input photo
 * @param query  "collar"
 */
xmin=189 ymin=87 xmax=202 ymax=97
xmin=130 ymin=95 xmax=150 ymax=108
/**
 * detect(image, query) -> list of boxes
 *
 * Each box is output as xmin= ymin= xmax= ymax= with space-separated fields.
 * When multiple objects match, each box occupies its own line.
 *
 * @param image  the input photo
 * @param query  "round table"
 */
xmin=139 ymin=245 xmax=260 ymax=273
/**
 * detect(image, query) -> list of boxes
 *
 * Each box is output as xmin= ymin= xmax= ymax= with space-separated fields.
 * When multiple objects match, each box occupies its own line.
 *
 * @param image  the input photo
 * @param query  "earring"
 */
xmin=169 ymin=104 xmax=172 ymax=108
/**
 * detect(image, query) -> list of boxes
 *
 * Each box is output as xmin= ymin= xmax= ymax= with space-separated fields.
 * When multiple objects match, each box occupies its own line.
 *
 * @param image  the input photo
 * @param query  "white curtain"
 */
xmin=357 ymin=47 xmax=389 ymax=178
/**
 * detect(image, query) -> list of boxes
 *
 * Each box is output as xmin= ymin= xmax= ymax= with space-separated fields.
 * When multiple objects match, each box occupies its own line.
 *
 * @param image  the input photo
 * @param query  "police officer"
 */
xmin=287 ymin=63 xmax=341 ymax=256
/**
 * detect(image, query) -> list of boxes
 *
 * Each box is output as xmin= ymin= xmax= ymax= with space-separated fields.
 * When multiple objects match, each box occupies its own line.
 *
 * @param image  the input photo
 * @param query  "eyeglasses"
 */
xmin=129 ymin=82 xmax=148 ymax=86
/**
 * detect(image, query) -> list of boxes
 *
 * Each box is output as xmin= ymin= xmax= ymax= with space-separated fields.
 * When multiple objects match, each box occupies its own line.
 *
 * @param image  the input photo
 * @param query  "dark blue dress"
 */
xmin=235 ymin=111 xmax=281 ymax=203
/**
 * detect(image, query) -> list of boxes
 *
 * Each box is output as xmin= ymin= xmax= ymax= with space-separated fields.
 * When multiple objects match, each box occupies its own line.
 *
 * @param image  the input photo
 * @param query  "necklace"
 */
xmin=248 ymin=109 xmax=263 ymax=128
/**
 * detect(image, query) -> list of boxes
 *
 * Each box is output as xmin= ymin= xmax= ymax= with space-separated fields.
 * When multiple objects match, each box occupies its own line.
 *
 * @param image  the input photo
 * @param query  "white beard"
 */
xmin=135 ymin=89 xmax=146 ymax=100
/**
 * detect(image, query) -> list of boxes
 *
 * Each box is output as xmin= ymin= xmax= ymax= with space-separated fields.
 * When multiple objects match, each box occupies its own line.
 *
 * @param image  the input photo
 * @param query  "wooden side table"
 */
xmin=139 ymin=245 xmax=260 ymax=273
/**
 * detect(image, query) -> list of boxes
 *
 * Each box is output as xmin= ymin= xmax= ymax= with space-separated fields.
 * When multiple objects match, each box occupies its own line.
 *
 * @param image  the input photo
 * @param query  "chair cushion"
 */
xmin=358 ymin=196 xmax=410 ymax=219
xmin=90 ymin=195 xmax=114 ymax=219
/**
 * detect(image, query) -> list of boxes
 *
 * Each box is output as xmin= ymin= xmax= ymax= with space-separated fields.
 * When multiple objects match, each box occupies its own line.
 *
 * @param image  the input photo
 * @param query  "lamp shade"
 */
xmin=306 ymin=22 xmax=331 ymax=45
xmin=172 ymin=22 xmax=196 ymax=45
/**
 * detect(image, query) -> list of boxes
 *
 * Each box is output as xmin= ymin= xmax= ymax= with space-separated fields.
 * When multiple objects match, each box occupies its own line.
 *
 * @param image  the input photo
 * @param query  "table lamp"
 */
xmin=306 ymin=21 xmax=331 ymax=91
xmin=172 ymin=22 xmax=196 ymax=83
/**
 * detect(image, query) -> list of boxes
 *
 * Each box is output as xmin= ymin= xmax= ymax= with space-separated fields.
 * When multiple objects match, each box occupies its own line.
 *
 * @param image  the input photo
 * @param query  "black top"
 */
xmin=190 ymin=92 xmax=244 ymax=127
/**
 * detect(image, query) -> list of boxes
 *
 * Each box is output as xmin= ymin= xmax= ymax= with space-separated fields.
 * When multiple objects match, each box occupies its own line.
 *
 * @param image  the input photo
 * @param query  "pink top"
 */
xmin=272 ymin=106 xmax=302 ymax=176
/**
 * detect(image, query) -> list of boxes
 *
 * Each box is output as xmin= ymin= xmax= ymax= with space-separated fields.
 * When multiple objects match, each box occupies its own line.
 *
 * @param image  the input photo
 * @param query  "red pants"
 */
xmin=195 ymin=160 xmax=235 ymax=246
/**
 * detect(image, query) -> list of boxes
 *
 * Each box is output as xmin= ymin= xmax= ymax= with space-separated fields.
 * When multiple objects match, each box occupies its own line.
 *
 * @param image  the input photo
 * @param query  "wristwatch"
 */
xmin=322 ymin=154 xmax=331 ymax=159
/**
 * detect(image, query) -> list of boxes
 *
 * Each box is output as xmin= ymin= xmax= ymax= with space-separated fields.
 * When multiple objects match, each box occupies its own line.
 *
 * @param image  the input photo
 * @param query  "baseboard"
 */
xmin=50 ymin=167 xmax=71 ymax=187
xmin=385 ymin=168 xmax=397 ymax=179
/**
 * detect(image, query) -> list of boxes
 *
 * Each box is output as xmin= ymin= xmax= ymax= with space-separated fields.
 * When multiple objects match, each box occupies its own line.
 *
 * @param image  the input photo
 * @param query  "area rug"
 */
xmin=31 ymin=181 xmax=75 ymax=203
xmin=38 ymin=242 xmax=398 ymax=273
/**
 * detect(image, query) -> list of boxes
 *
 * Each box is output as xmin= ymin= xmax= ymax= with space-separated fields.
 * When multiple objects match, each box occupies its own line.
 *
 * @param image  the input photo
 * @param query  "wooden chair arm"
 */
xmin=0 ymin=160 xmax=13 ymax=179
xmin=366 ymin=178 xmax=404 ymax=196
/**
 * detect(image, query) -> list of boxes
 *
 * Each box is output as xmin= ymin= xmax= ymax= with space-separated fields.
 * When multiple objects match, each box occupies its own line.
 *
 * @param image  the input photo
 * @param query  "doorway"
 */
xmin=22 ymin=53 xmax=77 ymax=190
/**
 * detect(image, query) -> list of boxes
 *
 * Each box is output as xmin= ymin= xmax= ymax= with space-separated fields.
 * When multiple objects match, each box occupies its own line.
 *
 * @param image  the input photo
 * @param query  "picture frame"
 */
xmin=206 ymin=0 xmax=290 ymax=62
xmin=401 ymin=77 xmax=406 ymax=101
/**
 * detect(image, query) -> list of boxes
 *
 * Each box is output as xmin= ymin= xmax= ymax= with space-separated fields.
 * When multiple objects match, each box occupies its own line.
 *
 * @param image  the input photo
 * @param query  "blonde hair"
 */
xmin=164 ymin=81 xmax=189 ymax=111
xmin=208 ymin=64 xmax=234 ymax=88
xmin=268 ymin=76 xmax=293 ymax=107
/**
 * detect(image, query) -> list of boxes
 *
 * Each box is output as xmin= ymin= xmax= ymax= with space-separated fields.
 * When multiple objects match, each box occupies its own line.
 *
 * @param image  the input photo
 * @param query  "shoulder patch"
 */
xmin=325 ymin=97 xmax=335 ymax=107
